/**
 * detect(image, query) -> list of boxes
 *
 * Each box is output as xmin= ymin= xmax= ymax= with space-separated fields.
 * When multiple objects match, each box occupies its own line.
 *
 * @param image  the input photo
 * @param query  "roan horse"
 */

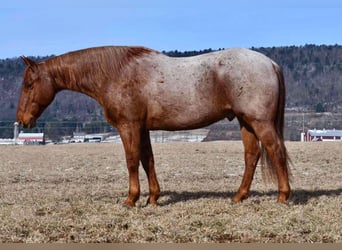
xmin=17 ymin=46 xmax=291 ymax=207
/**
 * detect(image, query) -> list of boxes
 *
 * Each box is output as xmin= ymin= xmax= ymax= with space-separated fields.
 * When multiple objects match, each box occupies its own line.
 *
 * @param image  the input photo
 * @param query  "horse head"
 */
xmin=17 ymin=57 xmax=56 ymax=128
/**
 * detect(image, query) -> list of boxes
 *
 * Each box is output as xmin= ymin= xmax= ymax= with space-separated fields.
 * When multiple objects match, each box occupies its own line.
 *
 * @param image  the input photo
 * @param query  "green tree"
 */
xmin=315 ymin=102 xmax=325 ymax=112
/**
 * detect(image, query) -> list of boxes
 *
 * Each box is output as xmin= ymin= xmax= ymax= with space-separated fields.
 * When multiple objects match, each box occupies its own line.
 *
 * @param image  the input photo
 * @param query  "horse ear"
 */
xmin=21 ymin=56 xmax=38 ymax=72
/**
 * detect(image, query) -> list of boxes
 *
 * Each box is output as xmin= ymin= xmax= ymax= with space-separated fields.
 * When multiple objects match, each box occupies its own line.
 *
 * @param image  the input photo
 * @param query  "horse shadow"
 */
xmin=157 ymin=188 xmax=342 ymax=206
xmin=289 ymin=188 xmax=342 ymax=205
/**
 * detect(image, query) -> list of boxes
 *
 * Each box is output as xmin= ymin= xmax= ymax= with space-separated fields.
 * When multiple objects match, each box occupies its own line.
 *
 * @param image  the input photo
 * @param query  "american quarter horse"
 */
xmin=17 ymin=46 xmax=291 ymax=207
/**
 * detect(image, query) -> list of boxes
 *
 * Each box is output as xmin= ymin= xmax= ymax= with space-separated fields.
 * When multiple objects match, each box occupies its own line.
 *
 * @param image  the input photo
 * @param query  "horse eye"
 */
xmin=24 ymin=82 xmax=33 ymax=90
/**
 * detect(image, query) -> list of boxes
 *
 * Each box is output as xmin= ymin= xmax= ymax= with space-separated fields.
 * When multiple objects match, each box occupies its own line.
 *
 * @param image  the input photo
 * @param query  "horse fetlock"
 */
xmin=125 ymin=191 xmax=140 ymax=207
xmin=150 ymin=193 xmax=160 ymax=204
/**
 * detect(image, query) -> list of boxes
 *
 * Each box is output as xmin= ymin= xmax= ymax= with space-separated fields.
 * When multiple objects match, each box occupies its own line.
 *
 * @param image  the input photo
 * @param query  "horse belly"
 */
xmin=145 ymin=98 xmax=228 ymax=131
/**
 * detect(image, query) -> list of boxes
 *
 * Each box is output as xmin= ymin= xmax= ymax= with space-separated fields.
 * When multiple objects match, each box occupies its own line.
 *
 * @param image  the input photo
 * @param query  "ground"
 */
xmin=0 ymin=141 xmax=341 ymax=242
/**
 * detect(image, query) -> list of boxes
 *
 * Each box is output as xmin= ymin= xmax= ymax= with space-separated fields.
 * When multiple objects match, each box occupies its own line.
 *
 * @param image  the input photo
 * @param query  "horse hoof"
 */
xmin=122 ymin=203 xmax=134 ymax=210
xmin=277 ymin=191 xmax=290 ymax=204
xmin=232 ymin=193 xmax=248 ymax=203
xmin=145 ymin=198 xmax=158 ymax=207
xmin=231 ymin=198 xmax=239 ymax=204
xmin=277 ymin=197 xmax=289 ymax=204
xmin=124 ymin=200 xmax=135 ymax=208
xmin=229 ymin=199 xmax=236 ymax=205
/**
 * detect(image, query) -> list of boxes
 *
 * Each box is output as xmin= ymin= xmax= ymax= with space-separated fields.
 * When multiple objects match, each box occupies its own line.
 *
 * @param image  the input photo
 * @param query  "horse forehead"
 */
xmin=23 ymin=66 xmax=42 ymax=83
xmin=23 ymin=67 xmax=31 ymax=78
xmin=23 ymin=67 xmax=35 ymax=80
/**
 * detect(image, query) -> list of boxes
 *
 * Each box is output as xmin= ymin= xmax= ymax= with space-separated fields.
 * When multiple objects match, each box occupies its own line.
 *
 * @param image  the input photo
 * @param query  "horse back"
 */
xmin=137 ymin=49 xmax=279 ymax=129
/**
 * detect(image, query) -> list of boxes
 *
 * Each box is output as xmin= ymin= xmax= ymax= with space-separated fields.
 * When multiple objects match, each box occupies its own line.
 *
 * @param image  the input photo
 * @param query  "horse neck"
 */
xmin=44 ymin=46 xmax=154 ymax=103
xmin=45 ymin=59 xmax=105 ymax=102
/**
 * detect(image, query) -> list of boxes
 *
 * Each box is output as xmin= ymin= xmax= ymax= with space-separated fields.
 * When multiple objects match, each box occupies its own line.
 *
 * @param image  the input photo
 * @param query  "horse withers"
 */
xmin=17 ymin=46 xmax=291 ymax=207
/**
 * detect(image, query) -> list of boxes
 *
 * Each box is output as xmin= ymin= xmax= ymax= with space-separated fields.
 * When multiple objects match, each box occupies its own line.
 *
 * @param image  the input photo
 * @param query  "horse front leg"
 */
xmin=118 ymin=123 xmax=142 ymax=207
xmin=232 ymin=121 xmax=260 ymax=203
xmin=140 ymin=130 xmax=160 ymax=205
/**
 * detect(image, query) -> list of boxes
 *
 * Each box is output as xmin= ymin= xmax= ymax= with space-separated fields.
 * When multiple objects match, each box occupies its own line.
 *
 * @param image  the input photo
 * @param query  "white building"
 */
xmin=18 ymin=132 xmax=45 ymax=145
xmin=303 ymin=129 xmax=342 ymax=142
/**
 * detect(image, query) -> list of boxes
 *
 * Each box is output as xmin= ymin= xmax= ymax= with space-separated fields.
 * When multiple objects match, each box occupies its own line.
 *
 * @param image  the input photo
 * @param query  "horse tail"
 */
xmin=260 ymin=62 xmax=292 ymax=184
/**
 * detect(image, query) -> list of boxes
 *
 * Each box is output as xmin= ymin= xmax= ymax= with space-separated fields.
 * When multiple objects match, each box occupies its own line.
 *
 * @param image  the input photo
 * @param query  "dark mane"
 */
xmin=43 ymin=46 xmax=155 ymax=89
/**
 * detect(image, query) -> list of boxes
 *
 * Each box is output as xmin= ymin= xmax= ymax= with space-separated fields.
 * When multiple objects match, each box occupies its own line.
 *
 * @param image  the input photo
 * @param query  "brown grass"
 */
xmin=0 ymin=141 xmax=341 ymax=242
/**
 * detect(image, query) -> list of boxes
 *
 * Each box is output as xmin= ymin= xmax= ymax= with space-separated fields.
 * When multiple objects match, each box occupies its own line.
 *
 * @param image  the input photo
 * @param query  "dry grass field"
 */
xmin=0 ymin=141 xmax=341 ymax=243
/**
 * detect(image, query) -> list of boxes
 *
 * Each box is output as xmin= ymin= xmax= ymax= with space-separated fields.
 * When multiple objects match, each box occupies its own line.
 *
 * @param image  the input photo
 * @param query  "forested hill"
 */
xmin=253 ymin=45 xmax=342 ymax=112
xmin=1 ymin=44 xmax=342 ymax=126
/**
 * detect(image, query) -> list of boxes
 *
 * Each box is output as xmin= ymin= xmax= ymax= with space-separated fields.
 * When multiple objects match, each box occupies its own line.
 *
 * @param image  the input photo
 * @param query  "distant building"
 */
xmin=0 ymin=123 xmax=45 ymax=145
xmin=304 ymin=129 xmax=342 ymax=142
xmin=0 ymin=138 xmax=15 ymax=145
xmin=71 ymin=132 xmax=86 ymax=143
xmin=18 ymin=132 xmax=45 ymax=145
xmin=71 ymin=132 xmax=105 ymax=143
xmin=84 ymin=133 xmax=105 ymax=143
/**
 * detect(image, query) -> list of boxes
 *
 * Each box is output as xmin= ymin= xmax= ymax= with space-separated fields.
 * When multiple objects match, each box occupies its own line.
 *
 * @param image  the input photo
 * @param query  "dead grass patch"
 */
xmin=0 ymin=141 xmax=341 ymax=242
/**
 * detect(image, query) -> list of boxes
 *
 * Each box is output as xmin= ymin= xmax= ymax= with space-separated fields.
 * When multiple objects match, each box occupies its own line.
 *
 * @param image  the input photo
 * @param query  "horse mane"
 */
xmin=43 ymin=46 xmax=156 ymax=89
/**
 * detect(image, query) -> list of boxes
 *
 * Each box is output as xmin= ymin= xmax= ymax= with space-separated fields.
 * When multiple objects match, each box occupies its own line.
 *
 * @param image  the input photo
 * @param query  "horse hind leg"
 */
xmin=250 ymin=121 xmax=291 ymax=203
xmin=232 ymin=119 xmax=260 ymax=203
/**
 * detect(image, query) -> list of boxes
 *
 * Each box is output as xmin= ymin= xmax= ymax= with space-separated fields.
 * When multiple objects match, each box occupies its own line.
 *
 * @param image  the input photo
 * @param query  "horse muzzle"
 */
xmin=17 ymin=115 xmax=37 ymax=129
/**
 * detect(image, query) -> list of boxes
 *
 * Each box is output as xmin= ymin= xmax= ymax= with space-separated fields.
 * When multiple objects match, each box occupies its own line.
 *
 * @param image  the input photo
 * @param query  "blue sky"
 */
xmin=1 ymin=0 xmax=342 ymax=58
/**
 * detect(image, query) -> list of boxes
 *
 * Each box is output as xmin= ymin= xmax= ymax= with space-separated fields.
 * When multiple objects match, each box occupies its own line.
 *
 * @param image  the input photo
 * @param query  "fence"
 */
xmin=2 ymin=112 xmax=342 ymax=143
xmin=0 ymin=120 xmax=209 ymax=144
